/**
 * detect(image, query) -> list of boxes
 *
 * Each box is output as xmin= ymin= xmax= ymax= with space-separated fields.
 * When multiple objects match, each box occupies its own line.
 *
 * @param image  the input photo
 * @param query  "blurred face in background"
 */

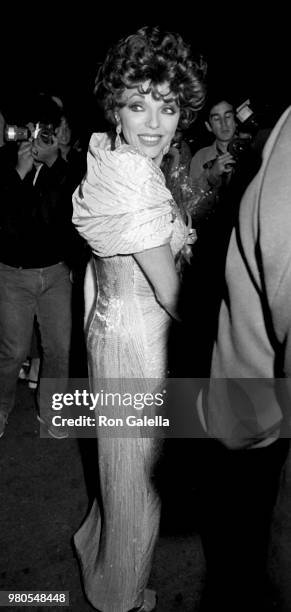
xmin=116 ymin=80 xmax=180 ymax=166
xmin=206 ymin=101 xmax=236 ymax=144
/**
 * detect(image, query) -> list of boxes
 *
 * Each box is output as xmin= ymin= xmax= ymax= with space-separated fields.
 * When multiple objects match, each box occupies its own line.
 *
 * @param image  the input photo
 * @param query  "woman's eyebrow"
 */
xmin=126 ymin=91 xmax=146 ymax=100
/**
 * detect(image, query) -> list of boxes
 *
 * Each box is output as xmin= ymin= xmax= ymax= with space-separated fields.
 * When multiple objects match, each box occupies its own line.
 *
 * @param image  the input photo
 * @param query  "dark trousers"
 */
xmin=0 ymin=262 xmax=72 ymax=421
xmin=197 ymin=438 xmax=289 ymax=611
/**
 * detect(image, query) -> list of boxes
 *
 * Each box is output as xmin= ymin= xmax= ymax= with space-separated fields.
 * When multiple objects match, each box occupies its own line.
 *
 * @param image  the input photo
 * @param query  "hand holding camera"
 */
xmin=227 ymin=135 xmax=252 ymax=162
xmin=15 ymin=141 xmax=34 ymax=180
xmin=208 ymin=151 xmax=236 ymax=183
xmin=7 ymin=122 xmax=58 ymax=175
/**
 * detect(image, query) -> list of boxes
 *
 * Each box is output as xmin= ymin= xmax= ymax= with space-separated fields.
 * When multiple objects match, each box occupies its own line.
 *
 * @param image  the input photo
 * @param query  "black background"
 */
xmin=1 ymin=6 xmax=290 ymax=134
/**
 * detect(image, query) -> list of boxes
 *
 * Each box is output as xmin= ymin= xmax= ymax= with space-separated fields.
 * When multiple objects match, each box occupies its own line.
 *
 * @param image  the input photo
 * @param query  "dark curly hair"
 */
xmin=94 ymin=26 xmax=207 ymax=129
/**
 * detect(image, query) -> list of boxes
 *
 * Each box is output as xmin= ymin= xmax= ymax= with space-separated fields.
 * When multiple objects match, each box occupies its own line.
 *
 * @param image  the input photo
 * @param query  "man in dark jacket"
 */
xmin=0 ymin=95 xmax=82 ymax=439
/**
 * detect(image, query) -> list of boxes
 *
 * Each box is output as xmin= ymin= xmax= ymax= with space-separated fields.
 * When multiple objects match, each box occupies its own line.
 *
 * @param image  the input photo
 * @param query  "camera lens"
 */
xmin=228 ymin=137 xmax=250 ymax=159
xmin=4 ymin=126 xmax=30 ymax=142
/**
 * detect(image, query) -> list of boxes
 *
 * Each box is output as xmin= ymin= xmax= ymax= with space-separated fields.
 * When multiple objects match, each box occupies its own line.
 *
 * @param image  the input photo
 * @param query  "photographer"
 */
xmin=0 ymin=94 xmax=82 ymax=439
xmin=188 ymin=94 xmax=261 ymax=375
xmin=190 ymin=94 xmax=260 ymax=214
xmin=190 ymin=97 xmax=236 ymax=193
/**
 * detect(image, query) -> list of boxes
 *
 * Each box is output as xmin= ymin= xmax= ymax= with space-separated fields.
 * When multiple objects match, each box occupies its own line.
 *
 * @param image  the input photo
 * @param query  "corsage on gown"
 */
xmin=72 ymin=133 xmax=193 ymax=612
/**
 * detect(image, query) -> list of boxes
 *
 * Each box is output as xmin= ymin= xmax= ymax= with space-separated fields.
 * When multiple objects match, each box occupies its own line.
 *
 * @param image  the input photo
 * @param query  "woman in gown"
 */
xmin=72 ymin=26 xmax=206 ymax=612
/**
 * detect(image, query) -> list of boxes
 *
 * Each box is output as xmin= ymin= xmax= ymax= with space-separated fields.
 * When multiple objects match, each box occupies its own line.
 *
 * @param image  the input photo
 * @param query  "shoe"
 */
xmin=36 ymin=414 xmax=69 ymax=439
xmin=0 ymin=413 xmax=8 ymax=439
xmin=28 ymin=379 xmax=38 ymax=390
xmin=132 ymin=590 xmax=157 ymax=612
xmin=142 ymin=590 xmax=157 ymax=612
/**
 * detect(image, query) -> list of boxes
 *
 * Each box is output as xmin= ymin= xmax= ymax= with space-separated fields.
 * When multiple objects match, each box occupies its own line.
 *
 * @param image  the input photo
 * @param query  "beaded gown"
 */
xmin=72 ymin=133 xmax=190 ymax=612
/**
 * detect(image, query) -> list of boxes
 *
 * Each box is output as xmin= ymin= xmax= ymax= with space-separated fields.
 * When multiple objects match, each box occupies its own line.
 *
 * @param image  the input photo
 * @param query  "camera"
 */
xmin=4 ymin=126 xmax=32 ymax=142
xmin=236 ymin=99 xmax=259 ymax=135
xmin=4 ymin=122 xmax=55 ymax=144
xmin=227 ymin=135 xmax=252 ymax=162
xmin=226 ymin=99 xmax=259 ymax=163
xmin=203 ymin=136 xmax=252 ymax=170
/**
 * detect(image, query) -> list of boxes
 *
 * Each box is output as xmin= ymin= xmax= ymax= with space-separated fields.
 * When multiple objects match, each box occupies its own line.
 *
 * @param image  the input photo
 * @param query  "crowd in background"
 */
xmin=1 ymin=33 xmax=290 ymax=611
xmin=0 ymin=84 xmax=284 ymax=389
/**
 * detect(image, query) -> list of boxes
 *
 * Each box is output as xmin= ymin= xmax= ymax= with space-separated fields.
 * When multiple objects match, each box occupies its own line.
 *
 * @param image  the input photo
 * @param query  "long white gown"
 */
xmin=72 ymin=133 xmax=190 ymax=611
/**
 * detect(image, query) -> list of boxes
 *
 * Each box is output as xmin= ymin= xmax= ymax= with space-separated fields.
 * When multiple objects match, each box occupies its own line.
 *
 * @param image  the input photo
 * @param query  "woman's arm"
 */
xmin=134 ymin=244 xmax=180 ymax=321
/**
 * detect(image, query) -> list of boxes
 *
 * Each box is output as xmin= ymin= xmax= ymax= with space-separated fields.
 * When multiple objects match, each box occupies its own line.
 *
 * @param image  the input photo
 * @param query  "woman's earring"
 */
xmin=162 ymin=143 xmax=170 ymax=156
xmin=115 ymin=122 xmax=122 ymax=149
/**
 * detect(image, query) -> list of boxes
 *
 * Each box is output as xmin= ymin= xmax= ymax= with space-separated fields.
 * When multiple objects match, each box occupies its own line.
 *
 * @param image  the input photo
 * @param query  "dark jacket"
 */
xmin=0 ymin=147 xmax=84 ymax=268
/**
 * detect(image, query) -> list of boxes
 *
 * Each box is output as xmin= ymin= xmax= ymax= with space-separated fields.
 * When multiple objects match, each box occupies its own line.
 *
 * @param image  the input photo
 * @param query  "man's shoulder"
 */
xmin=190 ymin=142 xmax=217 ymax=180
xmin=192 ymin=142 xmax=217 ymax=161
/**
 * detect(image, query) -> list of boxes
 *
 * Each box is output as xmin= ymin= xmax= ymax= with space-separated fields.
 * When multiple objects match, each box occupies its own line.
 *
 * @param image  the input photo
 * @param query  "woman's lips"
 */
xmin=138 ymin=135 xmax=162 ymax=146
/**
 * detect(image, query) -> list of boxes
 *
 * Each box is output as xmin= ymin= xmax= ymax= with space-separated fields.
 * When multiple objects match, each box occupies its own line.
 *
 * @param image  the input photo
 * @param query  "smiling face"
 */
xmin=116 ymin=81 xmax=180 ymax=165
